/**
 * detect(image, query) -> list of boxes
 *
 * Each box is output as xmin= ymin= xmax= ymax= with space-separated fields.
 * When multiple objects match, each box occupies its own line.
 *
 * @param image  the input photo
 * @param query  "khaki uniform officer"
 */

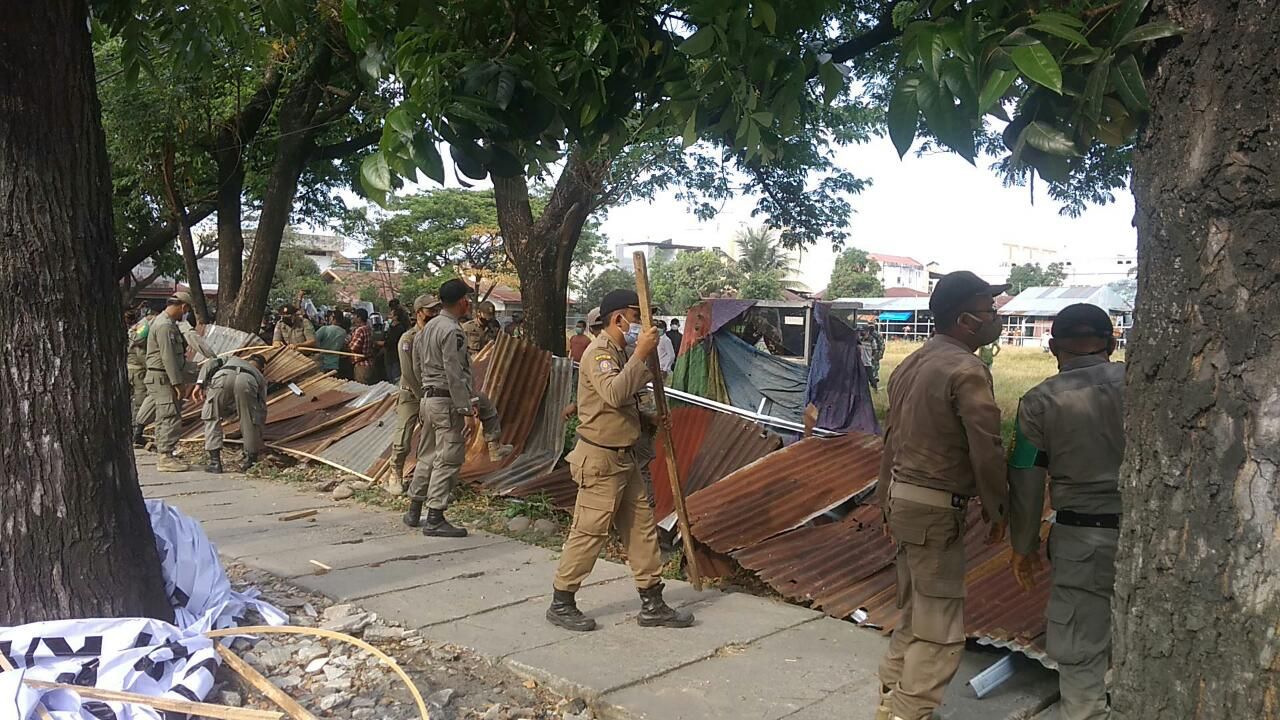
xmin=145 ymin=292 xmax=200 ymax=473
xmin=201 ymin=355 xmax=268 ymax=474
xmin=1008 ymin=304 xmax=1125 ymax=720
xmin=546 ymin=289 xmax=694 ymax=633
xmin=128 ymin=313 xmax=154 ymax=447
xmin=386 ymin=294 xmax=441 ymax=496
xmin=875 ymin=271 xmax=1010 ymax=720
xmin=272 ymin=304 xmax=317 ymax=348
xmin=403 ymin=280 xmax=513 ymax=537
xmin=462 ymin=300 xmax=499 ymax=355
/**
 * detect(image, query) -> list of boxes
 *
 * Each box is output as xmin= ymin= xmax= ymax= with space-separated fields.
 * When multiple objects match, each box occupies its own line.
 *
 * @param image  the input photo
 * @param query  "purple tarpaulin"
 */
xmin=805 ymin=303 xmax=881 ymax=435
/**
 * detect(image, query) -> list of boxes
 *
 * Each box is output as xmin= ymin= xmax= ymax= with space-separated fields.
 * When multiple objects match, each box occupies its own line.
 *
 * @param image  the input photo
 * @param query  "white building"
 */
xmin=869 ymin=253 xmax=928 ymax=293
xmin=1060 ymin=254 xmax=1138 ymax=285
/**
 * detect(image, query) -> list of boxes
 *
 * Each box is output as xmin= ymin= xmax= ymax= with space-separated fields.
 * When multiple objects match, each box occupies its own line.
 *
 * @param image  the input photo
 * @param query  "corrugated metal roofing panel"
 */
xmin=650 ymin=406 xmax=781 ymax=522
xmin=999 ymin=286 xmax=1131 ymax=316
xmin=313 ymin=406 xmax=401 ymax=477
xmin=686 ymin=432 xmax=882 ymax=553
xmin=461 ymin=334 xmax=552 ymax=478
xmin=198 ymin=325 xmax=265 ymax=358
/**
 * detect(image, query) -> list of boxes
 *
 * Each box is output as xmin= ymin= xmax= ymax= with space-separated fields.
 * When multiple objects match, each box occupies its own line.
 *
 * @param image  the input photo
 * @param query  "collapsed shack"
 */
xmin=158 ymin=322 xmax=1054 ymax=667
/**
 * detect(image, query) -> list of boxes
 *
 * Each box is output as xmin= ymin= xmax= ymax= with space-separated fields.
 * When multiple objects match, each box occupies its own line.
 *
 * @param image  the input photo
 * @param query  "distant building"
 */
xmin=869 ymin=253 xmax=928 ymax=292
xmin=1000 ymin=285 xmax=1133 ymax=347
xmin=1060 ymin=254 xmax=1138 ymax=285
xmin=125 ymin=257 xmax=220 ymax=303
xmin=614 ymin=239 xmax=705 ymax=266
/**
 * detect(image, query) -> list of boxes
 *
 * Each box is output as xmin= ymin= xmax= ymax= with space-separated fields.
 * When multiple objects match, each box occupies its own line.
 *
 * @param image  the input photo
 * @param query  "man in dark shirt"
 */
xmin=666 ymin=318 xmax=683 ymax=352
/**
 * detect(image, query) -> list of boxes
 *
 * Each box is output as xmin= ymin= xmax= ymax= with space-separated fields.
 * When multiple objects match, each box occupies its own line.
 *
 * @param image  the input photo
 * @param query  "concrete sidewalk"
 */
xmin=137 ymin=451 xmax=1056 ymax=720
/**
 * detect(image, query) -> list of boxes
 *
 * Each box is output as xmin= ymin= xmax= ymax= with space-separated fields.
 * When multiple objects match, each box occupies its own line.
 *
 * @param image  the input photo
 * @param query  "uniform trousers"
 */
xmin=407 ymin=395 xmax=502 ymax=509
xmin=202 ymin=371 xmax=265 ymax=455
xmin=553 ymin=442 xmax=663 ymax=593
xmin=1047 ymin=523 xmax=1117 ymax=720
xmin=390 ymin=393 xmax=420 ymax=474
xmin=128 ymin=364 xmax=148 ymax=424
xmin=878 ymin=497 xmax=967 ymax=720
xmin=144 ymin=371 xmax=183 ymax=454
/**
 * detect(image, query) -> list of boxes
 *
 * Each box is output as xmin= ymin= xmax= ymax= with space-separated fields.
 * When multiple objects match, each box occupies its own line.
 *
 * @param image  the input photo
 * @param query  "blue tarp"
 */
xmin=878 ymin=311 xmax=913 ymax=322
xmin=712 ymin=332 xmax=809 ymax=424
xmin=805 ymin=303 xmax=881 ymax=435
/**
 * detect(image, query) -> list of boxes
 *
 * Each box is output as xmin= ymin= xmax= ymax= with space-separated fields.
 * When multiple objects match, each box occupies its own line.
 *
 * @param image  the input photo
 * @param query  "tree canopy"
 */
xmin=579 ymin=266 xmax=637 ymax=311
xmin=1006 ymin=261 xmax=1066 ymax=295
xmin=269 ymin=246 xmax=334 ymax=311
xmin=827 ymin=248 xmax=884 ymax=298
xmin=650 ymin=251 xmax=743 ymax=314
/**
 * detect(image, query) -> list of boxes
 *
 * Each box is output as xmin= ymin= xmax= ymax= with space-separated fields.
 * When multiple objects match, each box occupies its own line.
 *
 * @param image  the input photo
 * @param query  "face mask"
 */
xmin=624 ymin=322 xmax=642 ymax=346
xmin=575 ymin=328 xmax=584 ymax=335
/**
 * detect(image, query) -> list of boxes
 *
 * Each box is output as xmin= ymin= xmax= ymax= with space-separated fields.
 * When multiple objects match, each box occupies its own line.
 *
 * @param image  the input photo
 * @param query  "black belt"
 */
xmin=421 ymin=387 xmax=453 ymax=398
xmin=577 ymin=434 xmax=632 ymax=452
xmin=1056 ymin=510 xmax=1120 ymax=529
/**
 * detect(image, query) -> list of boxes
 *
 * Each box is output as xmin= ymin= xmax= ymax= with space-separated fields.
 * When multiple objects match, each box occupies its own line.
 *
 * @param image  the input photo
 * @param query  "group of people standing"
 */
xmin=876 ymin=270 xmax=1124 ymax=720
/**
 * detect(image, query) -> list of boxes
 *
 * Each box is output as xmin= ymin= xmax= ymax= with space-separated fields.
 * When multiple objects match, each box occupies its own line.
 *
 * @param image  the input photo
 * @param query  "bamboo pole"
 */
xmin=265 ymin=444 xmax=378 ymax=483
xmin=632 ymin=251 xmax=702 ymax=591
xmin=0 ymin=653 xmax=54 ymax=720
xmin=20 ymin=680 xmax=281 ymax=720
xmin=295 ymin=346 xmax=364 ymax=359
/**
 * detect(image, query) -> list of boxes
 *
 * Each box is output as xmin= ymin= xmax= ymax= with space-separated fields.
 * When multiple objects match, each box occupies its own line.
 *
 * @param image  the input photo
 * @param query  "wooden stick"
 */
xmin=265 ymin=444 xmax=378 ymax=483
xmin=205 ymin=626 xmax=429 ymax=720
xmin=213 ymin=645 xmax=319 ymax=720
xmin=632 ymin=251 xmax=703 ymax=591
xmin=278 ymin=509 xmax=318 ymax=522
xmin=294 ymin=346 xmax=365 ymax=359
xmin=20 ymin=679 xmax=281 ymax=720
xmin=0 ymin=653 xmax=54 ymax=720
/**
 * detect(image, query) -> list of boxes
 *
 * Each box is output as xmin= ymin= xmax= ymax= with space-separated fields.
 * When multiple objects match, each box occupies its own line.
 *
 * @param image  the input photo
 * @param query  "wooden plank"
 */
xmin=214 ymin=645 xmax=319 ymax=720
xmin=20 ymin=680 xmax=281 ymax=720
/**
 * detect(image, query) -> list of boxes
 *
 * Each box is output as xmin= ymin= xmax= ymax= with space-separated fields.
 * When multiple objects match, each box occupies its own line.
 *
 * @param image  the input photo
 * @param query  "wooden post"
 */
xmin=632 ymin=252 xmax=703 ymax=591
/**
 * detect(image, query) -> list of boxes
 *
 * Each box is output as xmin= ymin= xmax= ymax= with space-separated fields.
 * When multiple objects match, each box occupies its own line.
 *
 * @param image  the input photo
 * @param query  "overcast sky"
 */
xmin=597 ymin=135 xmax=1138 ymax=290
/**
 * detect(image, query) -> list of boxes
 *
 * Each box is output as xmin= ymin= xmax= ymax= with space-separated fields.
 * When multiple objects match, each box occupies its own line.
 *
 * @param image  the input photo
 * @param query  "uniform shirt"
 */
xmin=145 ymin=313 xmax=195 ymax=386
xmin=397 ymin=326 xmax=423 ymax=403
xmin=314 ymin=324 xmax=349 ymax=371
xmin=1008 ymin=355 xmax=1125 ymax=554
xmin=212 ymin=357 xmax=269 ymax=403
xmin=462 ymin=318 xmax=498 ymax=354
xmin=575 ymin=332 xmax=652 ymax=449
xmin=273 ymin=318 xmax=316 ymax=345
xmin=127 ymin=317 xmax=152 ymax=369
xmin=415 ymin=310 xmax=475 ymax=409
xmin=874 ymin=334 xmax=1008 ymax=522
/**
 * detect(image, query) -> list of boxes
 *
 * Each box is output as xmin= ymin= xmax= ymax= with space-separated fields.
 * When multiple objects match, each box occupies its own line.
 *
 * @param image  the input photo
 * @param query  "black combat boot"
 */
xmin=206 ymin=449 xmax=223 ymax=474
xmin=132 ymin=425 xmax=145 ymax=448
xmin=637 ymin=583 xmax=695 ymax=628
xmin=546 ymin=589 xmax=597 ymax=632
xmin=242 ymin=453 xmax=259 ymax=472
xmin=402 ymin=500 xmax=423 ymax=528
xmin=421 ymin=508 xmax=467 ymax=538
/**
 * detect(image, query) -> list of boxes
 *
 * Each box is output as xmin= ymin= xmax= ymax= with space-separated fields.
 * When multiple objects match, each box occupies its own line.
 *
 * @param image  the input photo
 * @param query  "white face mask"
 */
xmin=624 ymin=322 xmax=642 ymax=346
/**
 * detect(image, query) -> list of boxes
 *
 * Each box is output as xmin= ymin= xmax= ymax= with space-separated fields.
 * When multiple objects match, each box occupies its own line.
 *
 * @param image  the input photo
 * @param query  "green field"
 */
xmin=871 ymin=341 xmax=1121 ymax=443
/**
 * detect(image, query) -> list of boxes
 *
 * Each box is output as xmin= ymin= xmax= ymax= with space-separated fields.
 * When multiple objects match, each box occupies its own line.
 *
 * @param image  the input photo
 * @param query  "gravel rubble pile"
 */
xmin=218 ymin=563 xmax=592 ymax=720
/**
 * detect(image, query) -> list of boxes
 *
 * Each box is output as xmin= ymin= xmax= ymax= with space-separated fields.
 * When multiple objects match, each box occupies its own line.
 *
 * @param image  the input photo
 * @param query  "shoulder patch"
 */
xmin=596 ymin=356 xmax=618 ymax=374
xmin=456 ymin=333 xmax=465 ymax=352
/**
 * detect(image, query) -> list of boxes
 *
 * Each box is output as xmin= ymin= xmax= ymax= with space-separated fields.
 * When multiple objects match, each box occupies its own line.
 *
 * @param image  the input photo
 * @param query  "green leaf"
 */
xmin=892 ymin=1 xmax=920 ymax=30
xmin=753 ymin=0 xmax=777 ymax=34
xmin=682 ymin=107 xmax=699 ymax=148
xmin=887 ymin=77 xmax=920 ymax=158
xmin=492 ymin=70 xmax=516 ymax=110
xmin=939 ymin=23 xmax=971 ymax=63
xmin=978 ymin=69 xmax=1018 ymax=114
xmin=1000 ymin=29 xmax=1042 ymax=47
xmin=1029 ymin=21 xmax=1091 ymax=47
xmin=410 ymin=135 xmax=445 ymax=184
xmin=678 ymin=27 xmax=716 ymax=57
xmin=1119 ymin=21 xmax=1183 ymax=46
xmin=917 ymin=80 xmax=975 ymax=162
xmin=918 ymin=28 xmax=945 ymax=78
xmin=386 ymin=106 xmax=415 ymax=140
xmin=1110 ymin=55 xmax=1149 ymax=111
xmin=751 ymin=111 xmax=774 ymax=125
xmin=1109 ymin=0 xmax=1149 ymax=46
xmin=1082 ymin=57 xmax=1111 ymax=121
xmin=342 ymin=0 xmax=369 ymax=47
xmin=360 ymin=152 xmax=391 ymax=206
xmin=818 ymin=59 xmax=845 ymax=104
xmin=1010 ymin=42 xmax=1062 ymax=94
xmin=1020 ymin=121 xmax=1080 ymax=156
xmin=583 ymin=25 xmax=603 ymax=56
xmin=1032 ymin=11 xmax=1085 ymax=29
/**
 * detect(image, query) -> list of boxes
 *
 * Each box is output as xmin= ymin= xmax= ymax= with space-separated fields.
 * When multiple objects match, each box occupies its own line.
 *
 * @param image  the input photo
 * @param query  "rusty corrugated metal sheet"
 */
xmin=650 ymin=406 xmax=782 ymax=522
xmin=474 ymin=355 xmax=573 ymax=496
xmin=685 ymin=432 xmax=882 ymax=553
xmin=197 ymin=325 xmax=265 ymax=358
xmin=461 ymin=334 xmax=552 ymax=478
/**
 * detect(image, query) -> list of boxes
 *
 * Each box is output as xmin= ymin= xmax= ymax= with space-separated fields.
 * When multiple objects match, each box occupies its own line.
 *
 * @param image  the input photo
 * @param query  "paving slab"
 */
xmin=596 ymin=615 xmax=883 ymax=720
xmin=419 ymin=572 xmax=704 ymax=659
xmin=504 ymin=591 xmax=821 ymax=702
xmin=205 ymin=506 xmax=400 ymax=552
xmin=291 ymin=536 xmax=550 ymax=602
xmin=253 ymin=530 xmax=509 ymax=580
xmin=178 ymin=491 xmax=332 ymax=523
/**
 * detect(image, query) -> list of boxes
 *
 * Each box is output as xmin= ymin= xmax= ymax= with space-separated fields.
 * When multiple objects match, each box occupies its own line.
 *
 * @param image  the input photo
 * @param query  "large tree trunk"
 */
xmin=1114 ymin=1 xmax=1280 ymax=716
xmin=0 ymin=0 xmax=172 ymax=625
xmin=493 ymin=152 xmax=607 ymax=354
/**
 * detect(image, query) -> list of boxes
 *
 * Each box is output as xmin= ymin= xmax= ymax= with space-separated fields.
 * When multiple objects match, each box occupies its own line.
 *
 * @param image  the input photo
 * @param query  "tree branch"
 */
xmin=314 ymin=129 xmax=380 ymax=160
xmin=115 ymin=202 xmax=217 ymax=279
xmin=822 ymin=3 xmax=904 ymax=67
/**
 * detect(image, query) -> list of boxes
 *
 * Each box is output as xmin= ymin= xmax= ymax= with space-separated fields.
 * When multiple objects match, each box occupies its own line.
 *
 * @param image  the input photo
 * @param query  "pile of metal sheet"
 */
xmin=682 ymin=432 xmax=1055 ymax=663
